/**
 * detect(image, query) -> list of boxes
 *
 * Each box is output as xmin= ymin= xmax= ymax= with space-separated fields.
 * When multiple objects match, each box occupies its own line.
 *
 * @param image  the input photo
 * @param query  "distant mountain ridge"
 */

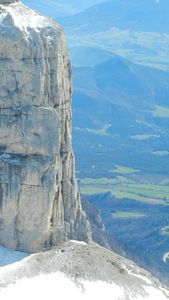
xmin=69 ymin=47 xmax=115 ymax=67
xmin=73 ymin=54 xmax=169 ymax=177
xmin=23 ymin=0 xmax=108 ymax=18
xmin=60 ymin=0 xmax=169 ymax=34
xmin=57 ymin=0 xmax=169 ymax=71
xmin=23 ymin=0 xmax=169 ymax=70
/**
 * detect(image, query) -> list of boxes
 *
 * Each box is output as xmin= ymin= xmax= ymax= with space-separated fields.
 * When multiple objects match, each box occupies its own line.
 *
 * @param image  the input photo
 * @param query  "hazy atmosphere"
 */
xmin=0 ymin=0 xmax=169 ymax=299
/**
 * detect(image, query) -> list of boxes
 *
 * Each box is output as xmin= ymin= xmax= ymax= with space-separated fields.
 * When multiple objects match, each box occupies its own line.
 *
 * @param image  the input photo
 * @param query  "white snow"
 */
xmin=0 ymin=244 xmax=168 ymax=300
xmin=141 ymin=286 xmax=168 ymax=300
xmin=127 ymin=269 xmax=152 ymax=285
xmin=0 ymin=272 xmax=123 ymax=300
xmin=0 ymin=2 xmax=48 ymax=32
xmin=70 ymin=240 xmax=87 ymax=246
xmin=163 ymin=252 xmax=169 ymax=263
xmin=0 ymin=271 xmax=168 ymax=300
xmin=122 ymin=265 xmax=153 ymax=285
xmin=131 ymin=273 xmax=152 ymax=285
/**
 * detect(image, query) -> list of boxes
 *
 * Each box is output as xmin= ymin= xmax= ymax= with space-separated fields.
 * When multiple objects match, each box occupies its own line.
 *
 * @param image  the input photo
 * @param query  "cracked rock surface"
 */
xmin=0 ymin=1 xmax=91 ymax=252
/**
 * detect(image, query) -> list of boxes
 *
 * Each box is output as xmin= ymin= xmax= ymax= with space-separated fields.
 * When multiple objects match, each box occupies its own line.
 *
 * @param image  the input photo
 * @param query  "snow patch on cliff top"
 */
xmin=0 ymin=2 xmax=58 ymax=33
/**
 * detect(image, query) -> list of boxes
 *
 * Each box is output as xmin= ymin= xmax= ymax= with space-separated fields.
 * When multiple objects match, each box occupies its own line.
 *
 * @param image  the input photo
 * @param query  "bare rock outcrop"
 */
xmin=0 ymin=0 xmax=91 ymax=252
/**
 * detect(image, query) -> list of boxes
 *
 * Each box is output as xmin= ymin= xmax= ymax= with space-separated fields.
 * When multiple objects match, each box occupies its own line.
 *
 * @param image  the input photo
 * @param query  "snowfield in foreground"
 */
xmin=0 ymin=272 xmax=168 ymax=300
xmin=0 ymin=241 xmax=169 ymax=300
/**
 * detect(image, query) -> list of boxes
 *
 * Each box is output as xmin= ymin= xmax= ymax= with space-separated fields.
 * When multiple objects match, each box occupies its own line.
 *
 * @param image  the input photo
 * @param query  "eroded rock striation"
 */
xmin=0 ymin=0 xmax=91 ymax=252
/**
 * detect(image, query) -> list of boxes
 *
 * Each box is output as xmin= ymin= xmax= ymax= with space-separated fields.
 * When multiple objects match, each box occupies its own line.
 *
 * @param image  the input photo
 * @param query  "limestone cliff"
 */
xmin=0 ymin=0 xmax=91 ymax=252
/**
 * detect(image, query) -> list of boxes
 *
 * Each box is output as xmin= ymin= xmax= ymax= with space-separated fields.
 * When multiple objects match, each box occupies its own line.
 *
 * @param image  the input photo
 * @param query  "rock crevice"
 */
xmin=0 ymin=2 xmax=91 ymax=252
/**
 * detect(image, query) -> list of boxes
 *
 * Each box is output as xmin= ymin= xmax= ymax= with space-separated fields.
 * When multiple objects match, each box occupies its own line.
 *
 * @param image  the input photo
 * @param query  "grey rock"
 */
xmin=0 ymin=1 xmax=18 ymax=4
xmin=0 ymin=2 xmax=91 ymax=252
xmin=81 ymin=197 xmax=111 ymax=249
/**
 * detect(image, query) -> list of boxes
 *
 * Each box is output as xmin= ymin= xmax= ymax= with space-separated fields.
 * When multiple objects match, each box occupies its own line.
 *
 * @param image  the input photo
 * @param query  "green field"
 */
xmin=86 ymin=124 xmax=111 ymax=136
xmin=111 ymin=211 xmax=146 ymax=219
xmin=152 ymin=151 xmax=169 ymax=157
xmin=161 ymin=226 xmax=169 ymax=236
xmin=80 ymin=172 xmax=169 ymax=205
xmin=153 ymin=105 xmax=169 ymax=118
xmin=110 ymin=165 xmax=140 ymax=175
xmin=131 ymin=134 xmax=160 ymax=140
xmin=67 ymin=29 xmax=169 ymax=71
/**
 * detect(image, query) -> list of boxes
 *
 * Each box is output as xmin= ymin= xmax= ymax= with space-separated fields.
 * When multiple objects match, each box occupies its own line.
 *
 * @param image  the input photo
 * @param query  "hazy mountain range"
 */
xmin=60 ymin=0 xmax=169 ymax=33
xmin=23 ymin=0 xmax=108 ymax=17
xmin=58 ymin=0 xmax=169 ymax=71
xmin=73 ymin=52 xmax=169 ymax=177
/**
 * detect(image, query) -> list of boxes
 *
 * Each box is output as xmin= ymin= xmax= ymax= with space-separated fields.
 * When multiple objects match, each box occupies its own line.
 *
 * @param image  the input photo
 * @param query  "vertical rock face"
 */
xmin=0 ymin=1 xmax=91 ymax=252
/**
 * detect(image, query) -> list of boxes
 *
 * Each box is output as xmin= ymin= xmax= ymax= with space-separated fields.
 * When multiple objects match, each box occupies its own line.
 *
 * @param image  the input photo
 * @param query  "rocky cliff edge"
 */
xmin=0 ymin=1 xmax=91 ymax=252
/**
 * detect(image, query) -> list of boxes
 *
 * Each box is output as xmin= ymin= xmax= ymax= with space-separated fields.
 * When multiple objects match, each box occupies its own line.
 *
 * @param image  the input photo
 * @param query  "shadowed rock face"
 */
xmin=0 ymin=2 xmax=91 ymax=252
xmin=0 ymin=0 xmax=18 ymax=3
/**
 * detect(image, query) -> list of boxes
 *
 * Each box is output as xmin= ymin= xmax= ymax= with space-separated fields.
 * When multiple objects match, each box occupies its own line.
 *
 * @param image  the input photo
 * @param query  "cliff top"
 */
xmin=0 ymin=1 xmax=57 ymax=33
xmin=0 ymin=0 xmax=91 ymax=253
